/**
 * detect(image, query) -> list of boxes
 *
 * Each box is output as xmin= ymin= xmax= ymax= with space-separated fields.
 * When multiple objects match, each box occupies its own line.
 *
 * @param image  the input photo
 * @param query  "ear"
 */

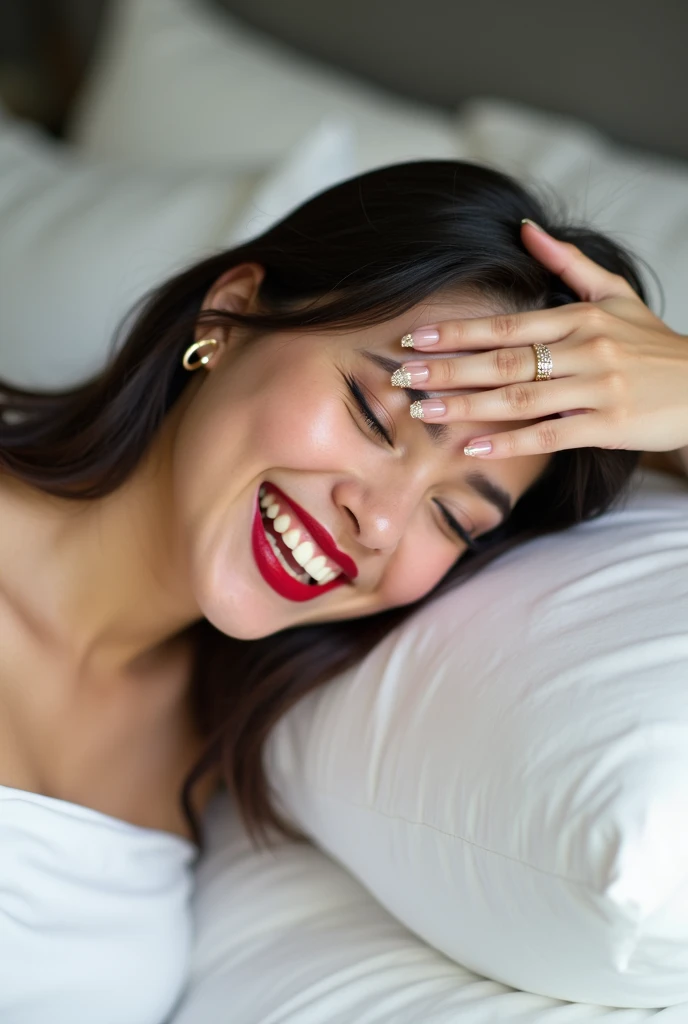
xmin=194 ymin=262 xmax=266 ymax=354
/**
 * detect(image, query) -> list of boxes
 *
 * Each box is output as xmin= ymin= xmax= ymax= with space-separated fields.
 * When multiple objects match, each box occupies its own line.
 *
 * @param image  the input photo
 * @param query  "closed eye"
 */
xmin=344 ymin=372 xmax=477 ymax=550
xmin=433 ymin=501 xmax=478 ymax=550
xmin=344 ymin=372 xmax=393 ymax=445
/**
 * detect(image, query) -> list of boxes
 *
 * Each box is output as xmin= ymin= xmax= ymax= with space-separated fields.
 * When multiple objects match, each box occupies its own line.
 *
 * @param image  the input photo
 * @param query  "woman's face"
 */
xmin=171 ymin=263 xmax=552 ymax=639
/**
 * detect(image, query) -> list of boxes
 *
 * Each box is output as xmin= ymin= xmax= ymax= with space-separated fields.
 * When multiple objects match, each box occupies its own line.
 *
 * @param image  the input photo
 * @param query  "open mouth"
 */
xmin=259 ymin=484 xmax=345 ymax=587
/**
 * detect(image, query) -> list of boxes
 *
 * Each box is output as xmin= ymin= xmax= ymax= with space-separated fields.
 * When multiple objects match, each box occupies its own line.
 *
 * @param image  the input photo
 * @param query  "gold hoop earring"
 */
xmin=182 ymin=338 xmax=218 ymax=371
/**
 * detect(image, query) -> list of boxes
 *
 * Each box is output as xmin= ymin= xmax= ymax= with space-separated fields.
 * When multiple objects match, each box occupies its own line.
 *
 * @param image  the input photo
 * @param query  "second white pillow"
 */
xmin=267 ymin=469 xmax=688 ymax=1009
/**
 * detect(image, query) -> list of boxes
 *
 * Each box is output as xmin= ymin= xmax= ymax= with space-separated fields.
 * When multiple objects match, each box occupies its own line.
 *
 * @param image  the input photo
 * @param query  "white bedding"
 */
xmin=171 ymin=792 xmax=687 ymax=1024
xmin=3 ymin=0 xmax=688 ymax=1019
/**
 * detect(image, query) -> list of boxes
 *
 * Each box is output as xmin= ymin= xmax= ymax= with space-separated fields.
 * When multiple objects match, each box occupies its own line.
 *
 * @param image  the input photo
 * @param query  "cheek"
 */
xmin=376 ymin=535 xmax=461 ymax=608
xmin=175 ymin=362 xmax=348 ymax=497
xmin=255 ymin=391 xmax=348 ymax=465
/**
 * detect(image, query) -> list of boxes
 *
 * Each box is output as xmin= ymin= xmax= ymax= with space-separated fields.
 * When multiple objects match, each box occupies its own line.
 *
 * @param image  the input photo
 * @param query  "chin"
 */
xmin=211 ymin=618 xmax=277 ymax=641
xmin=198 ymin=592 xmax=285 ymax=641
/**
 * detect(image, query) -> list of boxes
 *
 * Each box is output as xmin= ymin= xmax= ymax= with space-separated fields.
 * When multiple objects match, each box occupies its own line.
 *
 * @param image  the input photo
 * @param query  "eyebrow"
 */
xmin=359 ymin=348 xmax=514 ymax=526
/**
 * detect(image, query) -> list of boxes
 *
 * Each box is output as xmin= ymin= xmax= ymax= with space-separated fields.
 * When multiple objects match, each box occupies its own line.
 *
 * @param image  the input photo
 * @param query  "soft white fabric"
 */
xmin=0 ymin=785 xmax=195 ymax=1024
xmin=66 ymin=0 xmax=463 ymax=172
xmin=170 ymin=788 xmax=687 ymax=1023
xmin=265 ymin=467 xmax=688 ymax=1010
xmin=0 ymin=100 xmax=356 ymax=389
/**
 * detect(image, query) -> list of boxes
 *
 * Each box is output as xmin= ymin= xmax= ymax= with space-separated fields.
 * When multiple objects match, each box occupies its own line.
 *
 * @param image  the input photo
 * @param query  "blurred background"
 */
xmin=1 ymin=0 xmax=687 ymax=160
xmin=2 ymin=0 xmax=688 ymax=390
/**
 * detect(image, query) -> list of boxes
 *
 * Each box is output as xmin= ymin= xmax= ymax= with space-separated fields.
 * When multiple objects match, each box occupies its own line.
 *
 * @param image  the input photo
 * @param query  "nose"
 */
xmin=334 ymin=480 xmax=413 ymax=554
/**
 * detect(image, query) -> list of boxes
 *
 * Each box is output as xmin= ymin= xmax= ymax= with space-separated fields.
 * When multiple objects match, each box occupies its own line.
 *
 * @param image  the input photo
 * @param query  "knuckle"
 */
xmin=587 ymin=334 xmax=622 ymax=364
xmin=494 ymin=347 xmax=521 ymax=380
xmin=438 ymin=358 xmax=457 ymax=385
xmin=582 ymin=304 xmax=608 ymax=328
xmin=535 ymin=424 xmax=559 ymax=451
xmin=445 ymin=322 xmax=465 ymax=346
xmin=451 ymin=393 xmax=472 ymax=418
xmin=492 ymin=314 xmax=519 ymax=340
xmin=504 ymin=384 xmax=534 ymax=413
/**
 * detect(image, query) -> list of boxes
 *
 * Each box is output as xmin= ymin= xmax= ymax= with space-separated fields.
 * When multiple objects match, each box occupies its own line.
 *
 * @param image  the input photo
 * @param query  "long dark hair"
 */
xmin=0 ymin=161 xmax=647 ymax=847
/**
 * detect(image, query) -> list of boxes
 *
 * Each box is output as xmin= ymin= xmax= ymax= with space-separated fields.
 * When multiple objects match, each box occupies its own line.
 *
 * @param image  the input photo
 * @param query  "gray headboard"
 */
xmin=2 ymin=0 xmax=686 ymax=163
xmin=218 ymin=0 xmax=688 ymax=163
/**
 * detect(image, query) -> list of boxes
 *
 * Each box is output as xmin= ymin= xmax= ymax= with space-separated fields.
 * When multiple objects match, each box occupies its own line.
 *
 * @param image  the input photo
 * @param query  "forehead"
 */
xmin=357 ymin=292 xmax=506 ymax=346
xmin=336 ymin=293 xmax=552 ymax=500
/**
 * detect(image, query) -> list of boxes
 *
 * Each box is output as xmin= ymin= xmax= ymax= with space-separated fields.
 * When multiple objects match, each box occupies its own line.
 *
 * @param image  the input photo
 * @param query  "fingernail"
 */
xmin=401 ymin=328 xmax=440 ymax=348
xmin=521 ymin=217 xmax=547 ymax=234
xmin=391 ymin=362 xmax=429 ymax=387
xmin=410 ymin=399 xmax=446 ymax=419
xmin=464 ymin=441 xmax=493 ymax=456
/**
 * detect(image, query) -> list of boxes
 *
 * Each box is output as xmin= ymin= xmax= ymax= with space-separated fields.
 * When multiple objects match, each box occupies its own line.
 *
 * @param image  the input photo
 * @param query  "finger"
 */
xmin=409 ymin=379 xmax=597 ymax=424
xmin=404 ymin=304 xmax=587 ymax=353
xmin=396 ymin=341 xmax=579 ymax=391
xmin=521 ymin=219 xmax=639 ymax=303
xmin=461 ymin=416 xmax=603 ymax=460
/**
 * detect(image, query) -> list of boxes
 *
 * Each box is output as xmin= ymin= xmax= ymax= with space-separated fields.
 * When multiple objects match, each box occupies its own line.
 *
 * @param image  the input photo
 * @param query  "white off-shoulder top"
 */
xmin=0 ymin=784 xmax=196 ymax=1024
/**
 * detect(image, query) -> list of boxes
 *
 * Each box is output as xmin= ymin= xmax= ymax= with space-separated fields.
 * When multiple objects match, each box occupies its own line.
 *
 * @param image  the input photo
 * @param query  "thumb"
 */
xmin=521 ymin=219 xmax=638 ymax=303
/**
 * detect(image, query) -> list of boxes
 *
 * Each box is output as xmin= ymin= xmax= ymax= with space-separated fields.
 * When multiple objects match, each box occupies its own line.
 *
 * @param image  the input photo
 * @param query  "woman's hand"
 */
xmin=394 ymin=220 xmax=688 ymax=460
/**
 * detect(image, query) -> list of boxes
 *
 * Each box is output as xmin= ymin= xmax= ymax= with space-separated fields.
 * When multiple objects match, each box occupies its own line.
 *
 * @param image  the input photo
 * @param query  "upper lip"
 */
xmin=263 ymin=482 xmax=359 ymax=580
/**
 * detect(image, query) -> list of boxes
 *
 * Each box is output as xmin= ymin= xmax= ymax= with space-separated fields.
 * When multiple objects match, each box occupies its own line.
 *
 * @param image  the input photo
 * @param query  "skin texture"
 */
xmin=0 ymin=259 xmax=681 ymax=838
xmin=0 ymin=263 xmax=550 ymax=836
xmin=0 ymin=262 xmax=551 ymax=677
xmin=144 ymin=263 xmax=552 ymax=644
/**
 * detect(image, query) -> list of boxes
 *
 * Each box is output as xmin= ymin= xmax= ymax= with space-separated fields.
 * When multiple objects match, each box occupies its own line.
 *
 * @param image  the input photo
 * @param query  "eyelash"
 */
xmin=344 ymin=373 xmax=478 ymax=550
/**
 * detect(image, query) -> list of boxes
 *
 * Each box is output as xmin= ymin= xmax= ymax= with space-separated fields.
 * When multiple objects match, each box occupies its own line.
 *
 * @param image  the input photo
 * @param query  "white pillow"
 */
xmin=458 ymin=98 xmax=688 ymax=334
xmin=170 ymin=789 xmax=682 ymax=1024
xmin=0 ymin=103 xmax=356 ymax=388
xmin=266 ymin=467 xmax=688 ymax=1009
xmin=66 ymin=0 xmax=464 ymax=172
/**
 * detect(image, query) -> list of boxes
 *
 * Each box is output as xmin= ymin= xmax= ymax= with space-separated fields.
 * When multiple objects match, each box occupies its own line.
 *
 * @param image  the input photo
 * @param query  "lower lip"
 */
xmin=250 ymin=487 xmax=348 ymax=603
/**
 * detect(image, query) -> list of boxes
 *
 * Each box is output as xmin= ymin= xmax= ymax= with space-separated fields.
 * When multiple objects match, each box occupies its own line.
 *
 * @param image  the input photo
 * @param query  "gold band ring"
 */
xmin=533 ymin=343 xmax=553 ymax=381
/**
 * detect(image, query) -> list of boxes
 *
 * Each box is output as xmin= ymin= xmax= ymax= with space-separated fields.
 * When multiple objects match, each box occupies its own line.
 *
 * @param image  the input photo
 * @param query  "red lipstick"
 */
xmin=263 ymin=482 xmax=358 ymax=580
xmin=251 ymin=487 xmax=354 ymax=602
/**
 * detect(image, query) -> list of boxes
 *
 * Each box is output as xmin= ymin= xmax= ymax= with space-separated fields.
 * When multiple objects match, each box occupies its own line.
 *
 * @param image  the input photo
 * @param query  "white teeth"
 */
xmin=305 ymin=554 xmax=326 ymax=576
xmin=282 ymin=528 xmax=300 ymax=549
xmin=259 ymin=485 xmax=345 ymax=587
xmin=273 ymin=514 xmax=290 ymax=533
xmin=303 ymin=556 xmax=339 ymax=584
xmin=311 ymin=565 xmax=333 ymax=582
xmin=266 ymin=531 xmax=309 ymax=583
xmin=293 ymin=541 xmax=315 ymax=567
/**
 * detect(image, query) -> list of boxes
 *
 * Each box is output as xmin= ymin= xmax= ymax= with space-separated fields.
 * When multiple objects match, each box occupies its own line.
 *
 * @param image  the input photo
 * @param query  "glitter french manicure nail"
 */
xmin=400 ymin=329 xmax=440 ymax=349
xmin=409 ymin=400 xmax=446 ymax=419
xmin=391 ymin=363 xmax=429 ymax=387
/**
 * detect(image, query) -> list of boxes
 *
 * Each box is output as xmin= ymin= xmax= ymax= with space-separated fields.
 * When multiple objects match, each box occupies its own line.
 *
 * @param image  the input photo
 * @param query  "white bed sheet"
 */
xmin=170 ymin=794 xmax=688 ymax=1024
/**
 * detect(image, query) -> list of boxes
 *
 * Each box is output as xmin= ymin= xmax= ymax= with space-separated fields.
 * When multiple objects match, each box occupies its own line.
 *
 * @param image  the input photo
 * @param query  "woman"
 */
xmin=1 ymin=161 xmax=686 ymax=1022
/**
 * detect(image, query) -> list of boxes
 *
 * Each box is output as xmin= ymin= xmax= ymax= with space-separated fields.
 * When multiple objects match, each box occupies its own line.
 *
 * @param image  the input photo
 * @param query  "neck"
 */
xmin=0 ymin=389 xmax=202 ymax=680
